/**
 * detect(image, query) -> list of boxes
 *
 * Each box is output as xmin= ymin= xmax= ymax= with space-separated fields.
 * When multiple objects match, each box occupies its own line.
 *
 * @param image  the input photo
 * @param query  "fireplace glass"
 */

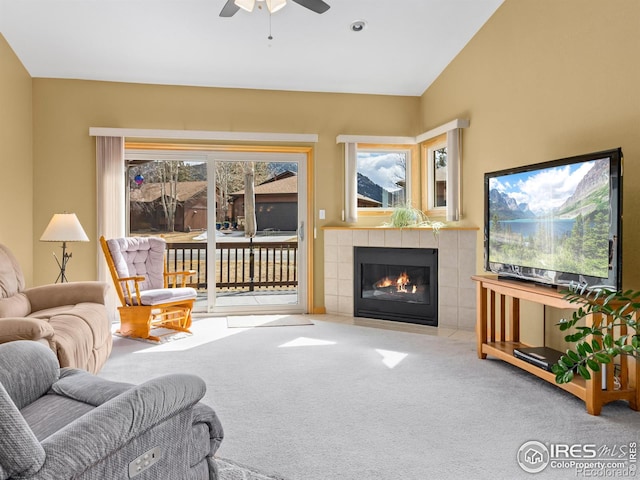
xmin=354 ymin=247 xmax=438 ymax=326
xmin=361 ymin=264 xmax=430 ymax=304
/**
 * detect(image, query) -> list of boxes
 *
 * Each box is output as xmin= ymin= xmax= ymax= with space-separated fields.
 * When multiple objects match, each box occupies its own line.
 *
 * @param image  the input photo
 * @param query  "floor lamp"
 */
xmin=40 ymin=213 xmax=89 ymax=283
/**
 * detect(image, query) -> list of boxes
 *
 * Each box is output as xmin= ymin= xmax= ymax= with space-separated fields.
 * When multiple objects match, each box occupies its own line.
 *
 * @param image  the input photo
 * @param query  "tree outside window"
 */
xmin=433 ymin=147 xmax=447 ymax=208
xmin=423 ymin=136 xmax=448 ymax=214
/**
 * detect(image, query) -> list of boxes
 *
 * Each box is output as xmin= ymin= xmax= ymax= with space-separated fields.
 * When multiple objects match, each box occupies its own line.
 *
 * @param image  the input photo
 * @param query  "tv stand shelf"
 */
xmin=472 ymin=275 xmax=639 ymax=415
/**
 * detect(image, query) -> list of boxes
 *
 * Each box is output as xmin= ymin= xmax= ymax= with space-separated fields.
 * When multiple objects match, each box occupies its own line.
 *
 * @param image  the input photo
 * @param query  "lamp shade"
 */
xmin=234 ymin=0 xmax=255 ymax=12
xmin=40 ymin=213 xmax=89 ymax=242
xmin=265 ymin=0 xmax=286 ymax=13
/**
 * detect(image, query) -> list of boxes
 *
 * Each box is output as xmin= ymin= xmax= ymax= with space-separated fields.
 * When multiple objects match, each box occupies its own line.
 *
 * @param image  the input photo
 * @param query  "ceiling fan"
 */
xmin=220 ymin=0 xmax=330 ymax=17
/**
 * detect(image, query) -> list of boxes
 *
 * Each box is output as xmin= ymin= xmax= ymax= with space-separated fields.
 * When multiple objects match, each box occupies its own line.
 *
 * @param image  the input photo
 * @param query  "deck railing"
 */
xmin=166 ymin=241 xmax=298 ymax=291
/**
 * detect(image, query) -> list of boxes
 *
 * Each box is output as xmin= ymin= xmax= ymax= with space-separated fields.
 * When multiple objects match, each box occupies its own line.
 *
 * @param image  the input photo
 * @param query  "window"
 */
xmin=338 ymin=119 xmax=465 ymax=223
xmin=423 ymin=135 xmax=447 ymax=213
xmin=356 ymin=146 xmax=411 ymax=210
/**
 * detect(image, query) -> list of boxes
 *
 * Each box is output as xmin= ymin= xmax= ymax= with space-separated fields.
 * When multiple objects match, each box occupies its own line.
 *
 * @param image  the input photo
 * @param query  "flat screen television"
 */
xmin=484 ymin=148 xmax=623 ymax=290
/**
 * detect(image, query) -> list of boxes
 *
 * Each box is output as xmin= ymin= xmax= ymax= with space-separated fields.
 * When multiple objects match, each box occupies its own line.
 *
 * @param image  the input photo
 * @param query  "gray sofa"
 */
xmin=0 ymin=340 xmax=224 ymax=479
xmin=0 ymin=243 xmax=112 ymax=373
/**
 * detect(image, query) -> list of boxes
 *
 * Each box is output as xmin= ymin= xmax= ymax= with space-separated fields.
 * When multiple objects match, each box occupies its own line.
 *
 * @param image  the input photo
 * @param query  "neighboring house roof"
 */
xmin=357 ymin=194 xmax=382 ymax=207
xmin=130 ymin=181 xmax=208 ymax=203
xmin=259 ymin=170 xmax=296 ymax=185
xmin=232 ymin=175 xmax=298 ymax=196
xmin=130 ymin=175 xmax=297 ymax=203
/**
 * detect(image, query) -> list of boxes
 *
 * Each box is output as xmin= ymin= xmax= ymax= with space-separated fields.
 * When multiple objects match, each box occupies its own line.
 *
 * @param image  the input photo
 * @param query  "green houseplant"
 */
xmin=552 ymin=286 xmax=640 ymax=384
xmin=384 ymin=203 xmax=445 ymax=234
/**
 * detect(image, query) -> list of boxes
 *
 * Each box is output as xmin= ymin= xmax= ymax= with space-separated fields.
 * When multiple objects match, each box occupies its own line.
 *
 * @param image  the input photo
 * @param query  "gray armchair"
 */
xmin=0 ymin=341 xmax=224 ymax=479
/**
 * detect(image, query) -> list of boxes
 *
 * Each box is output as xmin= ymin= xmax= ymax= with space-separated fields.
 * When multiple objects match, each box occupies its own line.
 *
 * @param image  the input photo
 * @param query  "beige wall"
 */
xmin=0 ymin=34 xmax=33 ymax=285
xmin=31 ymin=79 xmax=419 ymax=305
xmin=420 ymin=0 xmax=640 ymax=289
xmin=420 ymin=0 xmax=640 ymax=341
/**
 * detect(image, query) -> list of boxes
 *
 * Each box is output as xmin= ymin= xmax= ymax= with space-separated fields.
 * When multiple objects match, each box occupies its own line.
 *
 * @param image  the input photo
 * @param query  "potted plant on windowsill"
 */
xmin=552 ymin=286 xmax=639 ymax=384
xmin=384 ymin=203 xmax=445 ymax=234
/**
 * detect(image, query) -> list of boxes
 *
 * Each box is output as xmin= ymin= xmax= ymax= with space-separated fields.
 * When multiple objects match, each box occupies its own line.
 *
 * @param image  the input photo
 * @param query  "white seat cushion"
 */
xmin=137 ymin=287 xmax=197 ymax=306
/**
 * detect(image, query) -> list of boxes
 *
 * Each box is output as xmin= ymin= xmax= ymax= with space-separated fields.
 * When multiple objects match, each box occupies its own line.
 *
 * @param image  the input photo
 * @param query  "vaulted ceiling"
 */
xmin=0 ymin=0 xmax=503 ymax=96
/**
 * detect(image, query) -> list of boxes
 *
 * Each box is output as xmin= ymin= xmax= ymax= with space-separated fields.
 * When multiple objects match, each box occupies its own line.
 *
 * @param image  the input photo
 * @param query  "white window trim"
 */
xmin=91 ymin=127 xmax=318 ymax=143
xmin=336 ymin=134 xmax=416 ymax=145
xmin=335 ymin=119 xmax=468 ymax=146
xmin=344 ymin=143 xmax=358 ymax=223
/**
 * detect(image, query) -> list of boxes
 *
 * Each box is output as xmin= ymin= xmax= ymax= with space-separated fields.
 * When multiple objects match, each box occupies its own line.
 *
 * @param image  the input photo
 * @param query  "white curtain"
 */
xmin=96 ymin=136 xmax=125 ymax=320
xmin=344 ymin=142 xmax=358 ymax=223
xmin=446 ymin=129 xmax=462 ymax=221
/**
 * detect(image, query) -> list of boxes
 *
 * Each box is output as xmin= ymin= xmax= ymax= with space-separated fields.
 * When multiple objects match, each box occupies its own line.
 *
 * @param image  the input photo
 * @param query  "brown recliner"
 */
xmin=0 ymin=243 xmax=112 ymax=373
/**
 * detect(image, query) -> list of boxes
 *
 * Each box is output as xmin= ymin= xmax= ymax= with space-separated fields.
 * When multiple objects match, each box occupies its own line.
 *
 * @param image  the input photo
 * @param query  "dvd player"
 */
xmin=513 ymin=346 xmax=564 ymax=372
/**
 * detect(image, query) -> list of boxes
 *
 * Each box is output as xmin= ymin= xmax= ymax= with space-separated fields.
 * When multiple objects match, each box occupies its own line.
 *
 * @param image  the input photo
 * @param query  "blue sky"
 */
xmin=489 ymin=159 xmax=604 ymax=215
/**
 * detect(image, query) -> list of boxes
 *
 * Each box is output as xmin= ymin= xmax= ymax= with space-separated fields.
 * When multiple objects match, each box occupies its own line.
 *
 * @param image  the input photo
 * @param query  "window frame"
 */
xmin=421 ymin=134 xmax=448 ymax=217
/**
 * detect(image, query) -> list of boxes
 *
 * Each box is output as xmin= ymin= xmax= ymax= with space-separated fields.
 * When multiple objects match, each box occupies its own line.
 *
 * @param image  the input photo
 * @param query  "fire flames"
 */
xmin=374 ymin=272 xmax=416 ymax=294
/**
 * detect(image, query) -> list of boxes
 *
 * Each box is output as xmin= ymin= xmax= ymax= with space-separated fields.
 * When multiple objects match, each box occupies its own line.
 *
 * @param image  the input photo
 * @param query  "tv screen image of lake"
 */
xmin=499 ymin=218 xmax=575 ymax=237
xmin=488 ymin=157 xmax=611 ymax=279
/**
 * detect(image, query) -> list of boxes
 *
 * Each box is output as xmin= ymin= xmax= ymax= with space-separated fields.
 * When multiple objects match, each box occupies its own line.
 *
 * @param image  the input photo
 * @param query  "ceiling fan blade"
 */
xmin=291 ymin=0 xmax=330 ymax=14
xmin=220 ymin=0 xmax=240 ymax=17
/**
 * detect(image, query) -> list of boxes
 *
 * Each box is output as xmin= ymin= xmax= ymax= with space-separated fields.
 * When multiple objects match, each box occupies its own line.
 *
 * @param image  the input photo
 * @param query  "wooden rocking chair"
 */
xmin=100 ymin=236 xmax=197 ymax=341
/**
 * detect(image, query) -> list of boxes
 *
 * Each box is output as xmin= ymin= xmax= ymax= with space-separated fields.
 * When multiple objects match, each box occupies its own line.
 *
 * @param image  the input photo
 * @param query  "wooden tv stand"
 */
xmin=472 ymin=274 xmax=639 ymax=415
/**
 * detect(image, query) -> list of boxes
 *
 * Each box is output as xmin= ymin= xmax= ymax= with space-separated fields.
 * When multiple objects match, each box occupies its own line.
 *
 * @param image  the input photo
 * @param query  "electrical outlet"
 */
xmin=128 ymin=446 xmax=161 ymax=478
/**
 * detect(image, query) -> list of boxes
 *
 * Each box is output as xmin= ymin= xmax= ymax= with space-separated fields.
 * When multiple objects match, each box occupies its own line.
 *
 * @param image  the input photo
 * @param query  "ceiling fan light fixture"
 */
xmin=265 ymin=0 xmax=287 ymax=13
xmin=221 ymin=0 xmax=329 ymax=17
xmin=234 ymin=0 xmax=255 ymax=12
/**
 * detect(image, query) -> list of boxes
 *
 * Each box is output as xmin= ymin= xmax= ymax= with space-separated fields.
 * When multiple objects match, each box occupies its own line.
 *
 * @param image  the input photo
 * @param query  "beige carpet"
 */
xmin=226 ymin=314 xmax=314 ymax=328
xmin=101 ymin=317 xmax=640 ymax=480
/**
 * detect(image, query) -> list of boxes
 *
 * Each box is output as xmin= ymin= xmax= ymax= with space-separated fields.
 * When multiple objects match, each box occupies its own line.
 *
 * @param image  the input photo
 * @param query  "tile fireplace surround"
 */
xmin=323 ymin=227 xmax=478 ymax=331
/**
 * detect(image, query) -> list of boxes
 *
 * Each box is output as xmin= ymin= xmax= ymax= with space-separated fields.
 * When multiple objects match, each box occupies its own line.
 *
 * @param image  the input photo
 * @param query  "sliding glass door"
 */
xmin=125 ymin=148 xmax=308 ymax=315
xmin=206 ymin=152 xmax=307 ymax=314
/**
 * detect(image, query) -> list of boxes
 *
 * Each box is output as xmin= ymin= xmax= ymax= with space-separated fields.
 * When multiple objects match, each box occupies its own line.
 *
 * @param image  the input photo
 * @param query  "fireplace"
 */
xmin=353 ymin=247 xmax=438 ymax=326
